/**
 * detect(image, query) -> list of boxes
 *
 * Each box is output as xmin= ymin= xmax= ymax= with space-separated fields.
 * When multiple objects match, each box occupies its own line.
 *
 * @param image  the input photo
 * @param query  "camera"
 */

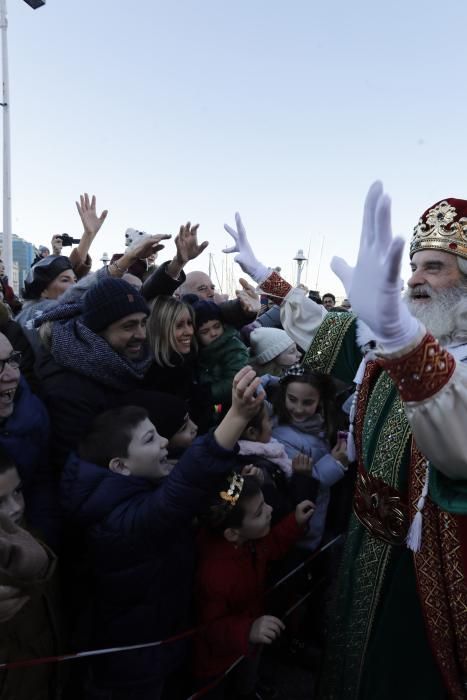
xmin=58 ymin=233 xmax=81 ymax=247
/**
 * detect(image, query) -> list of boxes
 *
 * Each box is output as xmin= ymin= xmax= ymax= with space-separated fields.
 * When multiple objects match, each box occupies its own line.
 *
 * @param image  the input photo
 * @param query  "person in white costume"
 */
xmin=223 ymin=183 xmax=467 ymax=700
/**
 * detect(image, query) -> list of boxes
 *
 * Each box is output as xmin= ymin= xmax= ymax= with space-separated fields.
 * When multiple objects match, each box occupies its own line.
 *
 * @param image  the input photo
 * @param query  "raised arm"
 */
xmin=142 ymin=222 xmax=208 ymax=300
xmin=223 ymin=212 xmax=326 ymax=348
xmin=73 ymin=193 xmax=109 ymax=274
xmin=331 ymin=182 xmax=467 ymax=480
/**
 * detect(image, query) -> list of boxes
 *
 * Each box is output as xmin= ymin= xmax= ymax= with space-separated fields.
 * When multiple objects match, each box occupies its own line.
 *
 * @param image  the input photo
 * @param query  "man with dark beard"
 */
xmin=223 ymin=190 xmax=467 ymax=700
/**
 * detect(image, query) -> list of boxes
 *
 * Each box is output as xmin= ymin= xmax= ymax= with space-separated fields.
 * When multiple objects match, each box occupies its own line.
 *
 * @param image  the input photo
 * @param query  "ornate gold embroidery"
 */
xmin=379 ymin=334 xmax=456 ymax=402
xmin=259 ymin=270 xmax=292 ymax=303
xmin=411 ymin=446 xmax=467 ymax=700
xmin=302 ymin=312 xmax=355 ymax=374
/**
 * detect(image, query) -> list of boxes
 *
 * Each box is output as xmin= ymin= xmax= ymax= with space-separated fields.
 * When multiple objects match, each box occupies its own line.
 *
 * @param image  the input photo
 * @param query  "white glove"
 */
xmin=223 ymin=213 xmax=270 ymax=284
xmin=331 ymin=181 xmax=421 ymax=353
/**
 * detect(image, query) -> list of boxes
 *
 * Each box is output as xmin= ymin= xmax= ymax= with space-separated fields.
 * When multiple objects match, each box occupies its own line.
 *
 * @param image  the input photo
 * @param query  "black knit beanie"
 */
xmin=82 ymin=277 xmax=149 ymax=333
xmin=23 ymin=255 xmax=73 ymax=299
xmin=191 ymin=300 xmax=222 ymax=329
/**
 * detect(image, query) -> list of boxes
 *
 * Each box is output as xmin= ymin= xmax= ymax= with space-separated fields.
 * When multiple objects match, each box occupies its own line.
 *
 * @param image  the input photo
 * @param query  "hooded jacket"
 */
xmin=197 ymin=325 xmax=249 ymax=408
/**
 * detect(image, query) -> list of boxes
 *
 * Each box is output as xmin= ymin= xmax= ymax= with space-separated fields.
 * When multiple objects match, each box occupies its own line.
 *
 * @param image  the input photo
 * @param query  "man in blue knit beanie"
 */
xmin=37 ymin=277 xmax=153 ymax=470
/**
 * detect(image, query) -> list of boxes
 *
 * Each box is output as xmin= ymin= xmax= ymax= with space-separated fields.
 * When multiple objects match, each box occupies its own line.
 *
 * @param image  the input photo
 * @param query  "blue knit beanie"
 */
xmin=82 ymin=277 xmax=149 ymax=333
xmin=192 ymin=299 xmax=222 ymax=329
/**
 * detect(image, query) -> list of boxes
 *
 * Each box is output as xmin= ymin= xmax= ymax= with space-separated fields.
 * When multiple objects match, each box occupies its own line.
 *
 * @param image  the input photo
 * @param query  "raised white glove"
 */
xmin=331 ymin=181 xmax=421 ymax=353
xmin=223 ymin=213 xmax=269 ymax=284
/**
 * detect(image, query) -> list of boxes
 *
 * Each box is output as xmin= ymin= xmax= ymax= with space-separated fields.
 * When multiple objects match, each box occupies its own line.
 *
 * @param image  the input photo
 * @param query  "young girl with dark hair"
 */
xmin=237 ymin=403 xmax=318 ymax=524
xmin=195 ymin=472 xmax=314 ymax=699
xmin=272 ymin=365 xmax=348 ymax=551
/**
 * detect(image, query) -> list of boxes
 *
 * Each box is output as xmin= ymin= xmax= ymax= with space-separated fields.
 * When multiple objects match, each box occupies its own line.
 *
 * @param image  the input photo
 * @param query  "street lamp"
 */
xmin=293 ymin=248 xmax=307 ymax=287
xmin=0 ymin=0 xmax=45 ymax=279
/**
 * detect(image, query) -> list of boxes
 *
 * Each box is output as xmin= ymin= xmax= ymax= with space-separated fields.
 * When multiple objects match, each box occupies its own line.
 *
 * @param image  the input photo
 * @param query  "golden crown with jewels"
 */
xmin=410 ymin=198 xmax=467 ymax=260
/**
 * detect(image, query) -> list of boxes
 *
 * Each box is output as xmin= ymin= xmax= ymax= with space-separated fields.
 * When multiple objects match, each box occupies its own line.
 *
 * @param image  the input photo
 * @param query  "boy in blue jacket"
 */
xmin=60 ymin=366 xmax=264 ymax=700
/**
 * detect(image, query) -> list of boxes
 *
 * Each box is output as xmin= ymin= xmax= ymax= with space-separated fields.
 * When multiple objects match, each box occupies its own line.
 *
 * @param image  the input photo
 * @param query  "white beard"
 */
xmin=404 ymin=282 xmax=467 ymax=346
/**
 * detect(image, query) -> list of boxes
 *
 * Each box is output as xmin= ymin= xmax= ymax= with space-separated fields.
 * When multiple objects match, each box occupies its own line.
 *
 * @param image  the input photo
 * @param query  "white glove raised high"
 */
xmin=223 ymin=213 xmax=270 ymax=284
xmin=331 ymin=181 xmax=421 ymax=353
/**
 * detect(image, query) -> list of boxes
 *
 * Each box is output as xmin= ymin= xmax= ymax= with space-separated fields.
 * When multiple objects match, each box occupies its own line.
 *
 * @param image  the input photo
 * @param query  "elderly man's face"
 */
xmin=404 ymin=249 xmax=467 ymax=341
xmin=185 ymin=272 xmax=216 ymax=300
xmin=407 ymin=250 xmax=462 ymax=299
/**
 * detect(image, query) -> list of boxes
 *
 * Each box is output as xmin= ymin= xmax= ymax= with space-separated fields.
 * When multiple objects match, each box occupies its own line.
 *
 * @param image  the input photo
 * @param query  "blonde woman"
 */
xmin=145 ymin=296 xmax=212 ymax=432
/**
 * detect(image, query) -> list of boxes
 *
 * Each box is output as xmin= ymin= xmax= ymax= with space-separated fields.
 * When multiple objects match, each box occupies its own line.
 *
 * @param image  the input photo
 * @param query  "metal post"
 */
xmin=0 ymin=0 xmax=12 ymax=280
xmin=293 ymin=249 xmax=307 ymax=287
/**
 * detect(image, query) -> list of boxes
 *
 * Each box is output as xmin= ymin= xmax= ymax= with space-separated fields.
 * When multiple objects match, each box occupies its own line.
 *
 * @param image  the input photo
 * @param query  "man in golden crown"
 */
xmin=223 ymin=183 xmax=467 ymax=700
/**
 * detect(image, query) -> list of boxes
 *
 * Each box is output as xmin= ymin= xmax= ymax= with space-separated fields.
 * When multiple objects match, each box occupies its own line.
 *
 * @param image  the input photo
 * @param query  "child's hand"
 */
xmin=249 ymin=615 xmax=285 ymax=644
xmin=241 ymin=464 xmax=265 ymax=485
xmin=214 ymin=367 xmax=265 ymax=450
xmin=231 ymin=366 xmax=264 ymax=420
xmin=0 ymin=585 xmax=29 ymax=623
xmin=292 ymin=453 xmax=313 ymax=476
xmin=295 ymin=500 xmax=315 ymax=527
xmin=331 ymin=438 xmax=349 ymax=467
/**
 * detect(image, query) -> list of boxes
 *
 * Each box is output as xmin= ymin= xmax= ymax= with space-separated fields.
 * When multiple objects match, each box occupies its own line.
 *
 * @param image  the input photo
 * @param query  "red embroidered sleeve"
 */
xmin=378 ymin=333 xmax=456 ymax=402
xmin=260 ymin=270 xmax=292 ymax=305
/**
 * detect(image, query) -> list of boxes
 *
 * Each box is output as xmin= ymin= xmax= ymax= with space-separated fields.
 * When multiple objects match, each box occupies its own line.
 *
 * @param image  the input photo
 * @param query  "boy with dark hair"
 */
xmin=194 ymin=472 xmax=314 ymax=698
xmin=61 ymin=366 xmax=264 ymax=700
xmin=322 ymin=293 xmax=336 ymax=311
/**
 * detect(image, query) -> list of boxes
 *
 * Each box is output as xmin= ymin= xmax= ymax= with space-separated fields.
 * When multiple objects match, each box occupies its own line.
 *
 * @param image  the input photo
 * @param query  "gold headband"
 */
xmin=219 ymin=472 xmax=244 ymax=507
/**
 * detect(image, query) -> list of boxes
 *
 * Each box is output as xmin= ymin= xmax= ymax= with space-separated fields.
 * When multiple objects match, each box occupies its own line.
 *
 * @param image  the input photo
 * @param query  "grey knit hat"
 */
xmin=250 ymin=327 xmax=295 ymax=365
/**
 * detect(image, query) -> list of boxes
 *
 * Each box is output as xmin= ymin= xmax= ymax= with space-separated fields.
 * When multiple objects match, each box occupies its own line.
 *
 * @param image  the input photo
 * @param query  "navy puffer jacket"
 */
xmin=0 ymin=377 xmax=59 ymax=547
xmin=60 ymin=431 xmax=239 ymax=692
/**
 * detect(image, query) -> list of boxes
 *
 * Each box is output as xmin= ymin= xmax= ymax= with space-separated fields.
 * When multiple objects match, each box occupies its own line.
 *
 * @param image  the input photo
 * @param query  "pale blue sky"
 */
xmin=5 ymin=0 xmax=467 ymax=294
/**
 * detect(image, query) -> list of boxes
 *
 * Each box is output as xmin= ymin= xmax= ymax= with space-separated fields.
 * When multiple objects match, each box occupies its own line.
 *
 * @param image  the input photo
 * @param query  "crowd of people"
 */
xmin=0 ymin=184 xmax=465 ymax=700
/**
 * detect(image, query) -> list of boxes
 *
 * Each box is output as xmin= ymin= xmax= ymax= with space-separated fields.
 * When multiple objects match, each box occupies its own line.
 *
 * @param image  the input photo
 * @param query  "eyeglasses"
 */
xmin=0 ymin=351 xmax=22 ymax=373
xmin=196 ymin=284 xmax=215 ymax=293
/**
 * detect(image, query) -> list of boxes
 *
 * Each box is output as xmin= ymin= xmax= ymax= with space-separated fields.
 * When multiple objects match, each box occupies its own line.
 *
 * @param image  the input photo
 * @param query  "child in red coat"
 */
xmin=195 ymin=473 xmax=314 ymax=698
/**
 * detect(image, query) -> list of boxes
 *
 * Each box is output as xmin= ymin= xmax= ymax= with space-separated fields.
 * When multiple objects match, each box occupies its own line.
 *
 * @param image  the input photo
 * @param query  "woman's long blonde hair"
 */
xmin=147 ymin=295 xmax=196 ymax=367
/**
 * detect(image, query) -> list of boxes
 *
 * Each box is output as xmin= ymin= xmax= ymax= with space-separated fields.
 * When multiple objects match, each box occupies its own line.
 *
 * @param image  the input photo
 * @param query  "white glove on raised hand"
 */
xmin=331 ymin=181 xmax=421 ymax=353
xmin=223 ymin=213 xmax=270 ymax=284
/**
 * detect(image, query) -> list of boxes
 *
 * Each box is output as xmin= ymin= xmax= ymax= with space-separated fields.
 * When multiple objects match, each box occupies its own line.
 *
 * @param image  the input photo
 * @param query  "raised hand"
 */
xmin=331 ymin=437 xmax=349 ymax=467
xmin=231 ymin=366 xmax=264 ymax=420
xmin=292 ymin=453 xmax=313 ymax=476
xmin=214 ymin=367 xmax=265 ymax=449
xmin=241 ymin=463 xmax=265 ymax=485
xmin=132 ymin=234 xmax=172 ymax=260
xmin=249 ymin=615 xmax=285 ymax=644
xmin=175 ymin=222 xmax=208 ymax=266
xmin=223 ymin=213 xmax=269 ymax=283
xmin=330 ymin=182 xmax=420 ymax=351
xmin=295 ymin=500 xmax=315 ymax=527
xmin=236 ymin=278 xmax=261 ymax=314
xmin=75 ymin=193 xmax=108 ymax=238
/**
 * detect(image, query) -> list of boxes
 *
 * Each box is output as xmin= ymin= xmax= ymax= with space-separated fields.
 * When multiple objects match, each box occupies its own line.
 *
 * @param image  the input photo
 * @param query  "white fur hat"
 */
xmin=250 ymin=327 xmax=295 ymax=365
xmin=125 ymin=228 xmax=151 ymax=249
